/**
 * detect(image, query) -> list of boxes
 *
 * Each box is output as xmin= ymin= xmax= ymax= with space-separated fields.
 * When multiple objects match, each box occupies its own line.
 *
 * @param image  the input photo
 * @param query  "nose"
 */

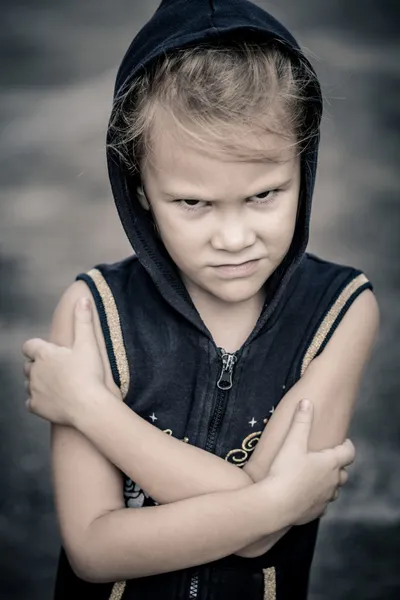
xmin=211 ymin=214 xmax=256 ymax=253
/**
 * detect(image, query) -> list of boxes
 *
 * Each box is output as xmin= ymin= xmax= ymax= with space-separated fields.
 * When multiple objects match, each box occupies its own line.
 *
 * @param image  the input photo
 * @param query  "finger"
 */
xmin=23 ymin=361 xmax=32 ymax=378
xmin=22 ymin=338 xmax=50 ymax=362
xmin=333 ymin=439 xmax=356 ymax=468
xmin=285 ymin=399 xmax=314 ymax=451
xmin=73 ymin=298 xmax=98 ymax=349
xmin=329 ymin=488 xmax=340 ymax=502
xmin=338 ymin=468 xmax=348 ymax=486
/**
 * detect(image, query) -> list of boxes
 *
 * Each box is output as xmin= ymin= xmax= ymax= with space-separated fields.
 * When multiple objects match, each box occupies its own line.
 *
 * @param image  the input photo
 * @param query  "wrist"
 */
xmin=264 ymin=476 xmax=298 ymax=527
xmin=244 ymin=477 xmax=292 ymax=537
xmin=71 ymin=384 xmax=117 ymax=430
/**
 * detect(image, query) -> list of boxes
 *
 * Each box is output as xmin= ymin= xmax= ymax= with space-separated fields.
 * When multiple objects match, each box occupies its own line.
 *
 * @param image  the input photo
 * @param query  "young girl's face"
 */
xmin=140 ymin=114 xmax=301 ymax=307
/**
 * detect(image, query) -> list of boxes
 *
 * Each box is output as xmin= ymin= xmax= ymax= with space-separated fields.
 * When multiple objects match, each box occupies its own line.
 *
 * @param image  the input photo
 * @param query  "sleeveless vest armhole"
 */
xmin=75 ymin=269 xmax=130 ymax=399
xmin=300 ymin=272 xmax=373 ymax=377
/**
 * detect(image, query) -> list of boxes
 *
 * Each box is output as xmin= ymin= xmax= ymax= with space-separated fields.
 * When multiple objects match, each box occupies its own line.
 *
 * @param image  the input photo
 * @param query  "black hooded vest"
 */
xmin=53 ymin=1 xmax=373 ymax=599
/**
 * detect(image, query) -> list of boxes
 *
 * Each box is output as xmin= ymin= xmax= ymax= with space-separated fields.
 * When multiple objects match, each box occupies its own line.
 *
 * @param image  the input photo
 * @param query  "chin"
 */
xmin=208 ymin=281 xmax=265 ymax=304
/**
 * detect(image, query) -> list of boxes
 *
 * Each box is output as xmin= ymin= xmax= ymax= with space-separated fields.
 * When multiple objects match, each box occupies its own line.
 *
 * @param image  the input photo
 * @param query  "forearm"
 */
xmin=234 ymin=467 xmax=291 ymax=558
xmin=234 ymin=431 xmax=292 ymax=557
xmin=75 ymin=388 xmax=290 ymax=559
xmin=74 ymin=387 xmax=253 ymax=504
xmin=76 ymin=480 xmax=286 ymax=583
xmin=234 ymin=526 xmax=292 ymax=558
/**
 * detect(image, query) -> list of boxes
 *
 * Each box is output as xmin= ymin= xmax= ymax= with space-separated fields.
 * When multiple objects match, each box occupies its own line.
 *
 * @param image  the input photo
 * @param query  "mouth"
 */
xmin=214 ymin=260 xmax=259 ymax=267
xmin=212 ymin=259 xmax=261 ymax=278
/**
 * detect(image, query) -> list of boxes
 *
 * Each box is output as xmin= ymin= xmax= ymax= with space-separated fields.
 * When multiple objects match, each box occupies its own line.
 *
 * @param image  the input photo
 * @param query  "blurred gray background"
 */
xmin=0 ymin=1 xmax=399 ymax=598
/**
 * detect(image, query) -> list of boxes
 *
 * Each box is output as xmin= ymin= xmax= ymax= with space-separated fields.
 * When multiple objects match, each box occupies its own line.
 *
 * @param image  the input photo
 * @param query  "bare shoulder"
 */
xmin=308 ymin=288 xmax=380 ymax=378
xmin=51 ymin=280 xmax=98 ymax=340
xmin=50 ymin=280 xmax=120 ymax=397
xmin=249 ymin=289 xmax=380 ymax=465
xmin=294 ymin=288 xmax=380 ymax=449
xmin=329 ymin=288 xmax=379 ymax=344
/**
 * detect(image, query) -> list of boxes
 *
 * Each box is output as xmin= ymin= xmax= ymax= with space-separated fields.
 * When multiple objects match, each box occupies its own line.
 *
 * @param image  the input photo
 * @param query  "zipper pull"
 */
xmin=217 ymin=350 xmax=237 ymax=390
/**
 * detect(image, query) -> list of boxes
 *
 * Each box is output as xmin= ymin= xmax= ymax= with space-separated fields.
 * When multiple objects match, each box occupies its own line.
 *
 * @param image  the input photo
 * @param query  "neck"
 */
xmin=187 ymin=285 xmax=267 ymax=353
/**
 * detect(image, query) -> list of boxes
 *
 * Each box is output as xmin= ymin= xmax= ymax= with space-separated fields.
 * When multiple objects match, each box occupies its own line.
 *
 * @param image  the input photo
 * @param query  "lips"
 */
xmin=214 ymin=259 xmax=259 ymax=267
xmin=211 ymin=259 xmax=261 ymax=278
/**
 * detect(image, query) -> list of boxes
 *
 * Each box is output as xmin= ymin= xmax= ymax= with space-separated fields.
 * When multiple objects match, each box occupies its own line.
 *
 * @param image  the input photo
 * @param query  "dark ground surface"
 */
xmin=0 ymin=1 xmax=399 ymax=598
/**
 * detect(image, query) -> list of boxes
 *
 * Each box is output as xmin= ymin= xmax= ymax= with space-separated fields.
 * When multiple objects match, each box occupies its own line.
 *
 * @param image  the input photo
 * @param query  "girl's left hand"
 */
xmin=22 ymin=298 xmax=107 ymax=427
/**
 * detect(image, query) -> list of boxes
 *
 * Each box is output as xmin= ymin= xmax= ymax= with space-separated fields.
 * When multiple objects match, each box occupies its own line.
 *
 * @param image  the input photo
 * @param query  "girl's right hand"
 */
xmin=266 ymin=399 xmax=355 ymax=526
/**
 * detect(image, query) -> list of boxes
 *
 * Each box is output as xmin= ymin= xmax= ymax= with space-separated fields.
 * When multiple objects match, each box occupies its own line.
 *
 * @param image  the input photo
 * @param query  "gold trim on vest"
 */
xmin=263 ymin=567 xmax=276 ymax=599
xmin=301 ymin=274 xmax=369 ymax=376
xmin=87 ymin=268 xmax=130 ymax=399
xmin=109 ymin=581 xmax=126 ymax=600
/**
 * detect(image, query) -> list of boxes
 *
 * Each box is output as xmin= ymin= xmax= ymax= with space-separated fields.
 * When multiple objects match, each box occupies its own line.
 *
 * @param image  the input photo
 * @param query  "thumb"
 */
xmin=22 ymin=337 xmax=57 ymax=361
xmin=285 ymin=399 xmax=314 ymax=451
xmin=73 ymin=298 xmax=98 ymax=349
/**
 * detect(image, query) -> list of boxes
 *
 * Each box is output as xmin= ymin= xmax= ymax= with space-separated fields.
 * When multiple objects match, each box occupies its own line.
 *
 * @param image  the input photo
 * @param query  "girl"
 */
xmin=22 ymin=0 xmax=379 ymax=599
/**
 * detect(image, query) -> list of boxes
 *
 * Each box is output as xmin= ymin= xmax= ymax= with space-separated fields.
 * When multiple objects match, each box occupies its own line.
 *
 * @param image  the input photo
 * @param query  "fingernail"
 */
xmin=299 ymin=399 xmax=310 ymax=411
xmin=80 ymin=298 xmax=90 ymax=310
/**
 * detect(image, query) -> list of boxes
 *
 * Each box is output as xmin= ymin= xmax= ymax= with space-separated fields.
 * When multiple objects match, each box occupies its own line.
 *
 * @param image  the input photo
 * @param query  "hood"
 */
xmin=106 ymin=0 xmax=323 ymax=342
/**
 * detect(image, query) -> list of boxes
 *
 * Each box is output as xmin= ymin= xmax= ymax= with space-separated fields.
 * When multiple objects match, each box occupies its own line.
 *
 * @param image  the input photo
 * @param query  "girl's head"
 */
xmin=108 ymin=38 xmax=321 ymax=306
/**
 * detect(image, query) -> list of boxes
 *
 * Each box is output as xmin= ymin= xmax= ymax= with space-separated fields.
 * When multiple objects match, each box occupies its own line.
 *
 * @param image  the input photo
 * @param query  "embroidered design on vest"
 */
xmin=263 ymin=567 xmax=276 ymax=599
xmin=109 ymin=580 xmax=126 ymax=600
xmin=225 ymin=430 xmax=263 ymax=467
xmin=124 ymin=477 xmax=151 ymax=508
xmin=224 ymin=408 xmax=276 ymax=466
xmin=301 ymin=273 xmax=369 ymax=376
xmin=162 ymin=428 xmax=189 ymax=443
xmin=87 ymin=268 xmax=130 ymax=398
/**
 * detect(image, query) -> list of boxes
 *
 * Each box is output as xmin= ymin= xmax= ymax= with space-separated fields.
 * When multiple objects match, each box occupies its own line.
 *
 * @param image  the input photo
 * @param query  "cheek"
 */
xmin=157 ymin=216 xmax=203 ymax=266
xmin=262 ymin=202 xmax=298 ymax=255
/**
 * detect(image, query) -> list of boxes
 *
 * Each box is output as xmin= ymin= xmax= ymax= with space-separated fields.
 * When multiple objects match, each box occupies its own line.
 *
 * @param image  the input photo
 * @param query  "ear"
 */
xmin=137 ymin=184 xmax=150 ymax=210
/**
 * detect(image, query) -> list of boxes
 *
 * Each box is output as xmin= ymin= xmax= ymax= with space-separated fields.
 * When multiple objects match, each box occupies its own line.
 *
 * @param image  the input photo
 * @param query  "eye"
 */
xmin=175 ymin=188 xmax=281 ymax=211
xmin=176 ymin=199 xmax=209 ymax=211
xmin=247 ymin=189 xmax=277 ymax=204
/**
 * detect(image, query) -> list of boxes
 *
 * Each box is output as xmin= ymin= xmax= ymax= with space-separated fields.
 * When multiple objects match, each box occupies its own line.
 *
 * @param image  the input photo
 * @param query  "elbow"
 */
xmin=67 ymin=547 xmax=102 ymax=583
xmin=235 ymin=542 xmax=274 ymax=559
xmin=70 ymin=554 xmax=114 ymax=584
xmin=235 ymin=548 xmax=266 ymax=559
xmin=66 ymin=536 xmax=140 ymax=584
xmin=65 ymin=537 xmax=110 ymax=584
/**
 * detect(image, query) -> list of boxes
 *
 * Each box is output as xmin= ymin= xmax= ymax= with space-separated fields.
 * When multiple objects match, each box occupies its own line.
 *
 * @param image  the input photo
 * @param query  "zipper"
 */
xmin=205 ymin=349 xmax=237 ymax=452
xmin=187 ymin=348 xmax=238 ymax=598
xmin=188 ymin=571 xmax=199 ymax=599
xmin=216 ymin=350 xmax=237 ymax=391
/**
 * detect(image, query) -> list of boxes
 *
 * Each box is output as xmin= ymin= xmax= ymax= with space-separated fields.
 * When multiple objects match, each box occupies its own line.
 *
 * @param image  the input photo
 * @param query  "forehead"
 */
xmin=142 ymin=111 xmax=299 ymax=190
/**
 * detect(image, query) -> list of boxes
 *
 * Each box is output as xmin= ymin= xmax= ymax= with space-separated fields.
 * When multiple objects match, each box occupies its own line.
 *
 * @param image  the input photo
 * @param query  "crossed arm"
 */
xmin=50 ymin=280 xmax=379 ymax=579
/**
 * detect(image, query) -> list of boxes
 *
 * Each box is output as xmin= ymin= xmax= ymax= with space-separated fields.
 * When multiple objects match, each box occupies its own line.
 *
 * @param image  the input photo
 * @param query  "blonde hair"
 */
xmin=108 ymin=40 xmax=321 ymax=174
